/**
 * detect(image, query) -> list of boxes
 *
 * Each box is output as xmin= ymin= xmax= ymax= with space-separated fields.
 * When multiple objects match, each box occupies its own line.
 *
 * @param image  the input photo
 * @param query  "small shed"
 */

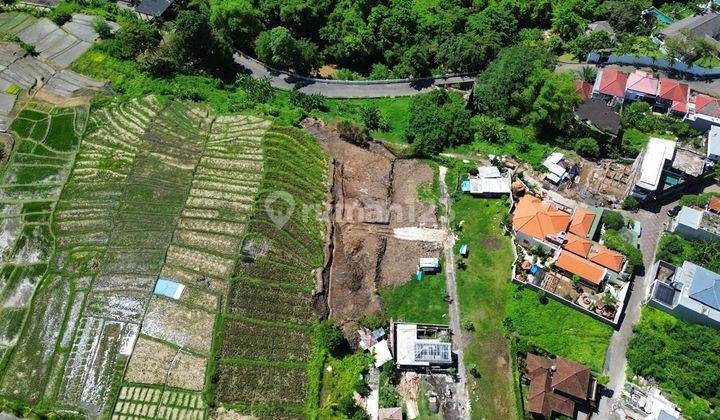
xmin=154 ymin=279 xmax=185 ymax=299
xmin=543 ymin=152 xmax=567 ymax=184
xmin=419 ymin=258 xmax=440 ymax=272
xmin=460 ymin=244 xmax=467 ymax=257
xmin=370 ymin=341 xmax=393 ymax=367
xmin=136 ymin=0 xmax=173 ymax=19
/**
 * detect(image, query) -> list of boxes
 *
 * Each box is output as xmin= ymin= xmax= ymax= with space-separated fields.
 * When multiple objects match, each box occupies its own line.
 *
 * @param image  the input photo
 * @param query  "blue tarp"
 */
xmin=459 ymin=244 xmax=468 ymax=256
xmin=461 ymin=180 xmax=471 ymax=192
xmin=154 ymin=279 xmax=184 ymax=299
xmin=530 ymin=265 xmax=539 ymax=274
xmin=591 ymin=52 xmax=720 ymax=78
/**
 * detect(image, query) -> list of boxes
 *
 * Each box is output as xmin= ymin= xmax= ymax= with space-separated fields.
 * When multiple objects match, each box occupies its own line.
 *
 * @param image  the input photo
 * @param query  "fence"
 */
xmin=235 ymin=51 xmax=477 ymax=86
xmin=587 ymin=52 xmax=720 ymax=79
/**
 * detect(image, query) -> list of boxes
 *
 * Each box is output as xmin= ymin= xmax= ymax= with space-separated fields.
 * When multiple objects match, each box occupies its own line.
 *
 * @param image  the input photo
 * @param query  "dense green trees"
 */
xmin=256 ymin=26 xmax=320 ymax=73
xmin=407 ymin=90 xmax=471 ymax=156
xmin=627 ymin=308 xmax=720 ymax=413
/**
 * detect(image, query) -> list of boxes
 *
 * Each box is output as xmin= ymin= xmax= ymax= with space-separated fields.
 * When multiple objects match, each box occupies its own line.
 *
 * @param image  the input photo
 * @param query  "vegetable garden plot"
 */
xmin=112 ymin=386 xmax=206 ymax=420
xmin=140 ymin=296 xmax=214 ymax=354
xmin=219 ymin=318 xmax=311 ymax=363
xmin=214 ymin=363 xmax=309 ymax=406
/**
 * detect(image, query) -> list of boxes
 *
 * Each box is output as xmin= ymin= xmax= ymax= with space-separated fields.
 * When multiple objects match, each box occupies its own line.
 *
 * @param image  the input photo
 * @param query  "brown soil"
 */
xmin=481 ymin=236 xmax=502 ymax=250
xmin=303 ymin=119 xmax=442 ymax=340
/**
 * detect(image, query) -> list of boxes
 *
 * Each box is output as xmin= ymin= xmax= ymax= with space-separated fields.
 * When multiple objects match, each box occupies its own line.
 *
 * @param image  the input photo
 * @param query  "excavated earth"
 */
xmin=303 ymin=119 xmax=442 ymax=340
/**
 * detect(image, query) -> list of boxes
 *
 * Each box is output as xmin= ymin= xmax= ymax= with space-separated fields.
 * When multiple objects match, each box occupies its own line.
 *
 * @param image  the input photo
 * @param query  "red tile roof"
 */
xmin=555 ymin=250 xmax=607 ymax=285
xmin=569 ymin=208 xmax=596 ymax=237
xmin=575 ymin=80 xmax=592 ymax=100
xmin=626 ymin=70 xmax=659 ymax=96
xmin=512 ymin=195 xmax=571 ymax=242
xmin=525 ymin=354 xmax=592 ymax=418
xmin=597 ymin=68 xmax=628 ymax=98
xmin=671 ymin=100 xmax=687 ymax=114
xmin=588 ymin=245 xmax=625 ymax=272
xmin=659 ymin=79 xmax=689 ymax=103
xmin=695 ymin=93 xmax=720 ymax=118
xmin=563 ymin=234 xmax=593 ymax=258
xmin=551 ymin=357 xmax=592 ymax=400
xmin=709 ymin=196 xmax=720 ymax=214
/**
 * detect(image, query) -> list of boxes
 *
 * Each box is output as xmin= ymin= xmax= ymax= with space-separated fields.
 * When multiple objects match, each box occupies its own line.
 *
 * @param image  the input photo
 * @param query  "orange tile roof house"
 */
xmin=588 ymin=245 xmax=625 ymax=272
xmin=512 ymin=195 xmax=570 ymax=249
xmin=525 ymin=353 xmax=595 ymax=418
xmin=709 ymin=196 xmax=720 ymax=214
xmin=555 ymin=250 xmax=607 ymax=285
xmin=658 ymin=79 xmax=689 ymax=116
xmin=563 ymin=233 xmax=593 ymax=257
xmin=568 ymin=208 xmax=596 ymax=237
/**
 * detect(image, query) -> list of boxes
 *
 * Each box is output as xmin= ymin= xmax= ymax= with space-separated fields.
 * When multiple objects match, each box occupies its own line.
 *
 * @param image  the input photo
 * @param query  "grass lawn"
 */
xmin=505 ymin=287 xmax=613 ymax=372
xmin=313 ymin=97 xmax=412 ymax=144
xmin=452 ymin=195 xmax=517 ymax=419
xmin=380 ymin=272 xmax=448 ymax=324
xmin=448 ymin=125 xmax=557 ymax=170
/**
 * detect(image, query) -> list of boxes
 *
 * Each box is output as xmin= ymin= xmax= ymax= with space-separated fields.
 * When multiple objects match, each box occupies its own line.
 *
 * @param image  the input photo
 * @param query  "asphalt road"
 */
xmin=234 ymin=53 xmax=475 ymax=98
xmin=596 ymin=203 xmax=670 ymax=419
xmin=438 ymin=166 xmax=470 ymax=419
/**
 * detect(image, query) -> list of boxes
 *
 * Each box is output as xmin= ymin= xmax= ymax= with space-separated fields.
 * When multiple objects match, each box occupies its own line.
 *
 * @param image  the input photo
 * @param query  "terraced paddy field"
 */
xmin=0 ymin=97 xmax=330 ymax=418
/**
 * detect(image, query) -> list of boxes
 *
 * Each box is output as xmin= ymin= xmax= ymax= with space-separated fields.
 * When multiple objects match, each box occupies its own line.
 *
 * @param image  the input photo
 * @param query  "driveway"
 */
xmin=234 ymin=53 xmax=475 ymax=98
xmin=596 ymin=204 xmax=669 ymax=418
xmin=438 ymin=166 xmax=470 ymax=419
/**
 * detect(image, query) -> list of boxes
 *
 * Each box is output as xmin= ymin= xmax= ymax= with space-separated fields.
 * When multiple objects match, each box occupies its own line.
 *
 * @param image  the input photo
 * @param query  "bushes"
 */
xmin=407 ymin=89 xmax=471 ymax=156
xmin=574 ymin=137 xmax=599 ymax=158
xmin=602 ymin=230 xmax=643 ymax=269
xmin=602 ymin=210 xmax=625 ymax=231
xmin=621 ymin=196 xmax=639 ymax=211
xmin=92 ymin=17 xmax=113 ymax=40
xmin=627 ymin=308 xmax=720 ymax=412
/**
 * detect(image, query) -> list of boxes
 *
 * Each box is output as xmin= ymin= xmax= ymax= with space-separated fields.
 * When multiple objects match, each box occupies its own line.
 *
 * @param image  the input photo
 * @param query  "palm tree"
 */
xmin=576 ymin=66 xmax=598 ymax=83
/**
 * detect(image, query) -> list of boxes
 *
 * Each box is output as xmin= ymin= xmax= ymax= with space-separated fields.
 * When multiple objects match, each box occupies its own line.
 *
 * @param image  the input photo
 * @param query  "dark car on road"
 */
xmin=667 ymin=205 xmax=681 ymax=217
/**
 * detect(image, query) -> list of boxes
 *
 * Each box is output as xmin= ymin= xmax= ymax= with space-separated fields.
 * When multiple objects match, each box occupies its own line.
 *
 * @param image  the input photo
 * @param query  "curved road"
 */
xmin=234 ymin=53 xmax=475 ymax=98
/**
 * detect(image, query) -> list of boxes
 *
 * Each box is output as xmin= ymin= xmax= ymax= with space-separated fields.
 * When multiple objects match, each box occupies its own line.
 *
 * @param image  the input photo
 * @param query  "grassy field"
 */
xmin=452 ymin=195 xmax=517 ymax=419
xmin=380 ymin=272 xmax=448 ymax=324
xmin=313 ymin=97 xmax=412 ymax=144
xmin=505 ymin=287 xmax=613 ymax=372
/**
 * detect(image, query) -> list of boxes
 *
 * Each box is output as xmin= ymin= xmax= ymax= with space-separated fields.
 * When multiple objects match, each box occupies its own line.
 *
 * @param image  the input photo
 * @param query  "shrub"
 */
xmin=621 ymin=196 xmax=639 ymax=211
xmin=49 ymin=2 xmax=76 ymax=25
xmin=360 ymin=105 xmax=389 ymax=132
xmin=461 ymin=319 xmax=475 ymax=331
xmin=92 ymin=18 xmax=114 ymax=40
xmin=290 ymin=90 xmax=327 ymax=112
xmin=574 ymin=137 xmax=600 ymax=158
xmin=602 ymin=230 xmax=643 ymax=269
xmin=602 ymin=210 xmax=625 ymax=231
xmin=337 ymin=120 xmax=370 ymax=146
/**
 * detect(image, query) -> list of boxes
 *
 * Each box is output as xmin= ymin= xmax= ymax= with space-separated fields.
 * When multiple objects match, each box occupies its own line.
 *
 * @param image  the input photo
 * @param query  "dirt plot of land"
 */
xmin=304 ymin=120 xmax=441 ymax=338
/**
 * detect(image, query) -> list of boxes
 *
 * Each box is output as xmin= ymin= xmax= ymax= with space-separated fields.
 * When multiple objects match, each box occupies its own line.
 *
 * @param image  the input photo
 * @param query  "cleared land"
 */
xmin=0 ymin=97 xmax=330 ymax=419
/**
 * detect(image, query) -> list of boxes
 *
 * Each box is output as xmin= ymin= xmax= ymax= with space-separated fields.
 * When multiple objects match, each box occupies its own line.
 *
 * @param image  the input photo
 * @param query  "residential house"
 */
xmin=656 ymin=79 xmax=689 ymax=116
xmin=575 ymin=98 xmax=621 ymax=138
xmin=630 ymin=137 xmax=706 ymax=201
xmin=136 ymin=0 xmax=174 ymax=20
xmin=525 ymin=353 xmax=597 ymax=418
xmin=647 ymin=260 xmax=720 ymax=328
xmin=462 ymin=166 xmax=511 ymax=196
xmin=670 ymin=205 xmax=720 ymax=241
xmin=592 ymin=68 xmax=628 ymax=105
xmin=687 ymin=92 xmax=720 ymax=131
xmin=569 ymin=207 xmax=596 ymax=238
xmin=555 ymin=249 xmax=608 ymax=287
xmin=585 ymin=21 xmax=616 ymax=40
xmin=512 ymin=194 xmax=571 ymax=252
xmin=575 ymin=80 xmax=592 ymax=101
xmin=708 ymin=125 xmax=720 ymax=161
xmin=392 ymin=322 xmax=453 ymax=370
xmin=625 ymin=70 xmax=659 ymax=102
xmin=657 ymin=13 xmax=720 ymax=52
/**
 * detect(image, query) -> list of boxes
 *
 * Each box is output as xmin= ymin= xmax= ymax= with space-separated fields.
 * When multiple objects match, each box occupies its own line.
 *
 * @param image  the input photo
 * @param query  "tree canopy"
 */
xmin=407 ymin=89 xmax=472 ymax=156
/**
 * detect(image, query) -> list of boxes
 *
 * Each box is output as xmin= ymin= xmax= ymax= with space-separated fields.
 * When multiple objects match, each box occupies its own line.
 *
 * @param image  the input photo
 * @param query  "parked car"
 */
xmin=667 ymin=205 xmax=681 ymax=217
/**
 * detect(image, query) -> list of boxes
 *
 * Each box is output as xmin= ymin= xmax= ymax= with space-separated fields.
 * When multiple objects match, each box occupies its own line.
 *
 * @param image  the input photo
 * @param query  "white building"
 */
xmin=392 ymin=323 xmax=453 ymax=369
xmin=543 ymin=152 xmax=567 ymax=184
xmin=631 ymin=138 xmax=676 ymax=200
xmin=670 ymin=206 xmax=720 ymax=241
xmin=708 ymin=125 xmax=720 ymax=161
xmin=463 ymin=166 xmax=511 ymax=196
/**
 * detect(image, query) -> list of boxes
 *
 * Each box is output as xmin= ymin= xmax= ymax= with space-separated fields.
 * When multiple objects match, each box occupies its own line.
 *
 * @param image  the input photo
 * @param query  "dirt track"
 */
xmin=304 ymin=120 xmax=442 ymax=339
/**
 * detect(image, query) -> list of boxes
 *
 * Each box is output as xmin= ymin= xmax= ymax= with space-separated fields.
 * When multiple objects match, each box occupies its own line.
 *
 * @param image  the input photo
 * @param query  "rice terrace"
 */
xmin=0 ymin=94 xmax=329 ymax=418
